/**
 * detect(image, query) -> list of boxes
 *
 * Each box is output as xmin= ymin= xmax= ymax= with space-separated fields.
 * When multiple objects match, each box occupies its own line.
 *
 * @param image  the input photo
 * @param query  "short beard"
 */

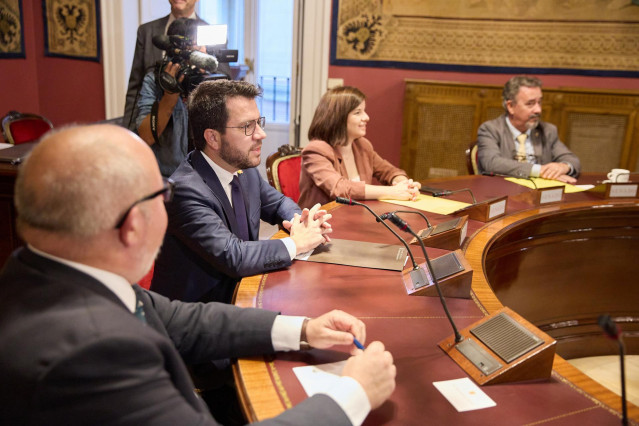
xmin=526 ymin=115 xmax=540 ymax=130
xmin=219 ymin=138 xmax=259 ymax=170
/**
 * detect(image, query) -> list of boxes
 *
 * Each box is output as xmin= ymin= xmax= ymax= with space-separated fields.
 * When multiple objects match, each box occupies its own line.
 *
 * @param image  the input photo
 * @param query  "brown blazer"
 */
xmin=298 ymin=137 xmax=406 ymax=208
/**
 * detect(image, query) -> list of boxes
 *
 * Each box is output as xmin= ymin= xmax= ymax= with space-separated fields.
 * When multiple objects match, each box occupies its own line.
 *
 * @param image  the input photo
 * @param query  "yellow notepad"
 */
xmin=505 ymin=177 xmax=587 ymax=193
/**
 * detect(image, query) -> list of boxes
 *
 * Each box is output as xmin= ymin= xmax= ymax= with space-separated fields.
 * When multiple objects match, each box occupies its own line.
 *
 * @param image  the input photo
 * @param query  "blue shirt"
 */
xmin=136 ymin=71 xmax=188 ymax=177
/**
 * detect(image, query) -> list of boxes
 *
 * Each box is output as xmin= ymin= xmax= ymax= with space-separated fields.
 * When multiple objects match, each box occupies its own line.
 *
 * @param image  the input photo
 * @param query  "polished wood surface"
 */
xmin=234 ymin=174 xmax=639 ymax=424
xmin=476 ymin=202 xmax=639 ymax=359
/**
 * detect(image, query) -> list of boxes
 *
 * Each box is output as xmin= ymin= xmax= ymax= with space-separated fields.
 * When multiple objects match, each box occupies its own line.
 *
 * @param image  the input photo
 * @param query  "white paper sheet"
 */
xmin=432 ymin=377 xmax=496 ymax=412
xmin=293 ymin=360 xmax=347 ymax=396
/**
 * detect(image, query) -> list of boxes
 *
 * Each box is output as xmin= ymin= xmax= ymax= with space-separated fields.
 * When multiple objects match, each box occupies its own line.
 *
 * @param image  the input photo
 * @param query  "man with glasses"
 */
xmin=151 ymin=80 xmax=333 ymax=306
xmin=0 ymin=124 xmax=396 ymax=425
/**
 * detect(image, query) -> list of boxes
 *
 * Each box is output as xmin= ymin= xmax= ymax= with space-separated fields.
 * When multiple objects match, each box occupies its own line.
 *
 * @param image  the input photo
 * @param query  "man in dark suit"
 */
xmin=151 ymin=80 xmax=333 ymax=304
xmin=123 ymin=0 xmax=230 ymax=131
xmin=0 ymin=124 xmax=396 ymax=425
xmin=477 ymin=75 xmax=581 ymax=183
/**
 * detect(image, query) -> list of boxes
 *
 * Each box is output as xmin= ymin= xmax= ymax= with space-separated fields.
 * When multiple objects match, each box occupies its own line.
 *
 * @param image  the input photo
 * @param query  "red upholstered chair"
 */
xmin=265 ymin=144 xmax=302 ymax=202
xmin=138 ymin=263 xmax=154 ymax=290
xmin=2 ymin=111 xmax=53 ymax=145
xmin=465 ymin=140 xmax=479 ymax=175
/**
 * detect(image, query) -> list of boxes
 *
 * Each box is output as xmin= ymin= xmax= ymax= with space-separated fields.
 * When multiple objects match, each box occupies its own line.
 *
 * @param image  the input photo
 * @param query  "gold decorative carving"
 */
xmin=335 ymin=0 xmax=639 ymax=73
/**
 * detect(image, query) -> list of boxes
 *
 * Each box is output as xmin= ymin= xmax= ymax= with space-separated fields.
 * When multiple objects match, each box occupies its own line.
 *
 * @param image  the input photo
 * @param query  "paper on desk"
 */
xmin=293 ymin=360 xmax=347 ymax=396
xmin=381 ymin=194 xmax=471 ymax=215
xmin=504 ymin=177 xmax=587 ymax=193
xmin=433 ymin=377 xmax=496 ymax=412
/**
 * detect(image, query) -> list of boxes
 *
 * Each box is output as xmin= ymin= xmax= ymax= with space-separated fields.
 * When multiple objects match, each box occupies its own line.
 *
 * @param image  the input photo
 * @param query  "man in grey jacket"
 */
xmin=477 ymin=75 xmax=580 ymax=183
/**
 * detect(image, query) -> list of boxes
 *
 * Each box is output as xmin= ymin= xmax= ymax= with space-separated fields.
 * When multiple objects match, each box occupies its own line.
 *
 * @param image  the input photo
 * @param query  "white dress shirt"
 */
xmin=28 ymin=245 xmax=369 ymax=425
xmin=200 ymin=151 xmax=297 ymax=259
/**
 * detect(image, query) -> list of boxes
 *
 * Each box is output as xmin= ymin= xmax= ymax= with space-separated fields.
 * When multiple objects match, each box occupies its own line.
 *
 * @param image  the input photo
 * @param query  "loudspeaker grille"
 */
xmin=470 ymin=313 xmax=543 ymax=363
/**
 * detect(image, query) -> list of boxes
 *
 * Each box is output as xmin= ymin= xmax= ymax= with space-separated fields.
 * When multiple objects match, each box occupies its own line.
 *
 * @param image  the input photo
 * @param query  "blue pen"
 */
xmin=353 ymin=337 xmax=365 ymax=350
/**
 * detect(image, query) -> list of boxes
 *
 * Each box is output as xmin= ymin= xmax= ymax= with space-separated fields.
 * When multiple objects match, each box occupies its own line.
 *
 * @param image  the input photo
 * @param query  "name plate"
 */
xmin=608 ymin=183 xmax=638 ymax=198
xmin=488 ymin=199 xmax=506 ymax=219
xmin=460 ymin=221 xmax=468 ymax=244
xmin=539 ymin=187 xmax=564 ymax=204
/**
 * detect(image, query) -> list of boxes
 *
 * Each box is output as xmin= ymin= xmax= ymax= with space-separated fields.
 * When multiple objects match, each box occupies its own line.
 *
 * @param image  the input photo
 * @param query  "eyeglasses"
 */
xmin=115 ymin=178 xmax=175 ymax=229
xmin=225 ymin=117 xmax=266 ymax=136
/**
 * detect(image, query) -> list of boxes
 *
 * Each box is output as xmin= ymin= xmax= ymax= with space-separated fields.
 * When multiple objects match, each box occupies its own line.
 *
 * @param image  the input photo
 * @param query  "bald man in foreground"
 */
xmin=0 ymin=124 xmax=396 ymax=425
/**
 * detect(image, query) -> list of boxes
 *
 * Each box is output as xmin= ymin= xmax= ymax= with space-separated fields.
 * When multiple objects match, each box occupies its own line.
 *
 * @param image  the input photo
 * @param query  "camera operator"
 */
xmin=123 ymin=0 xmax=231 ymax=132
xmin=135 ymin=18 xmax=222 ymax=177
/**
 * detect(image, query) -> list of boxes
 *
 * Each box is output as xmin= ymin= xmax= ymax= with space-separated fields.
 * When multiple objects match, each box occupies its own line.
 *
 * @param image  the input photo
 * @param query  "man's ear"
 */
xmin=118 ymin=206 xmax=144 ymax=248
xmin=506 ymin=100 xmax=515 ymax=116
xmin=204 ymin=128 xmax=221 ymax=152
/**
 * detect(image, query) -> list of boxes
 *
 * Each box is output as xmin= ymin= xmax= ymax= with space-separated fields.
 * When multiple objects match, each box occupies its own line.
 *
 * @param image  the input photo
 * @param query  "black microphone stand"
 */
xmin=598 ymin=315 xmax=628 ymax=426
xmin=335 ymin=198 xmax=429 ymax=289
xmin=385 ymin=212 xmax=463 ymax=343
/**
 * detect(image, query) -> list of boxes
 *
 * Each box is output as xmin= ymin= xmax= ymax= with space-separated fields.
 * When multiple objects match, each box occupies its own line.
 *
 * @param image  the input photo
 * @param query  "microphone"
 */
xmin=334 ymin=198 xmax=429 ymax=289
xmin=482 ymin=171 xmax=538 ymax=189
xmin=429 ymin=187 xmax=477 ymax=204
xmin=152 ymin=35 xmax=219 ymax=72
xmin=188 ymin=50 xmax=219 ymax=72
xmin=598 ymin=315 xmax=628 ymax=425
xmin=420 ymin=186 xmax=452 ymax=197
xmin=382 ymin=210 xmax=432 ymax=228
xmin=385 ymin=212 xmax=463 ymax=343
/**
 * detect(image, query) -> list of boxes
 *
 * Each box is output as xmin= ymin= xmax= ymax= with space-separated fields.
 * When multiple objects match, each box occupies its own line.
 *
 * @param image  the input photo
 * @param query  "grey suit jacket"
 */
xmin=151 ymin=150 xmax=302 ymax=303
xmin=123 ymin=15 xmax=231 ymax=131
xmin=477 ymin=115 xmax=580 ymax=178
xmin=0 ymin=248 xmax=350 ymax=425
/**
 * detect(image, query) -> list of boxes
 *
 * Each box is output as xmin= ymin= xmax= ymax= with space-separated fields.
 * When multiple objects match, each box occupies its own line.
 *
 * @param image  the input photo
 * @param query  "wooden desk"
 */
xmin=234 ymin=175 xmax=639 ymax=425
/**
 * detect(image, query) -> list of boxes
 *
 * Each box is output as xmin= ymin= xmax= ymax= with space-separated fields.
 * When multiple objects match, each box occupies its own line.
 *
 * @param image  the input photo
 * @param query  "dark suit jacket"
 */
xmin=0 ymin=248 xmax=350 ymax=425
xmin=123 ymin=14 xmax=231 ymax=131
xmin=477 ymin=115 xmax=581 ymax=178
xmin=151 ymin=150 xmax=302 ymax=303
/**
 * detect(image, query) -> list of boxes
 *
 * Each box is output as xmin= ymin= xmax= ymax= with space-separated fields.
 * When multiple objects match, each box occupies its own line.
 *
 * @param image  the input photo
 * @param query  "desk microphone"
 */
xmin=383 ymin=212 xmax=463 ymax=343
xmin=482 ymin=171 xmax=538 ymax=188
xmin=334 ymin=198 xmax=429 ymax=288
xmin=383 ymin=210 xmax=432 ymax=228
xmin=598 ymin=314 xmax=628 ymax=426
xmin=424 ymin=187 xmax=477 ymax=204
xmin=420 ymin=186 xmax=452 ymax=197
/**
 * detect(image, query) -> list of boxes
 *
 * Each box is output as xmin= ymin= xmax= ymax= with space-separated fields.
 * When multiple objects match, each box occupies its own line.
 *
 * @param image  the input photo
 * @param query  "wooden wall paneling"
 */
xmin=402 ymin=80 xmax=639 ymax=178
xmin=561 ymin=107 xmax=629 ymax=173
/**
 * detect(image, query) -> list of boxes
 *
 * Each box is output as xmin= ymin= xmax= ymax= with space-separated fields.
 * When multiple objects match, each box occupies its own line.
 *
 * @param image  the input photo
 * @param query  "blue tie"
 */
xmin=231 ymin=175 xmax=250 ymax=241
xmin=134 ymin=293 xmax=147 ymax=324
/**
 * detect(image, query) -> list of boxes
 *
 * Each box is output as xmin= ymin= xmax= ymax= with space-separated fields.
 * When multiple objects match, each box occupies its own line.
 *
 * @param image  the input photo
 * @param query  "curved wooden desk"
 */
xmin=234 ymin=175 xmax=639 ymax=424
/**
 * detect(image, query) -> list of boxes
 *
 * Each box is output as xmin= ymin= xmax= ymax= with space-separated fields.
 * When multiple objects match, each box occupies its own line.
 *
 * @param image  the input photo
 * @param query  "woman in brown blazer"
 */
xmin=298 ymin=86 xmax=421 ymax=209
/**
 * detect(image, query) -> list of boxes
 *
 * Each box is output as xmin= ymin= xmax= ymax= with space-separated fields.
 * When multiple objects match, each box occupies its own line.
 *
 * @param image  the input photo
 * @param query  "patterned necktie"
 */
xmin=516 ymin=133 xmax=528 ymax=163
xmin=231 ymin=175 xmax=250 ymax=241
xmin=134 ymin=292 xmax=147 ymax=324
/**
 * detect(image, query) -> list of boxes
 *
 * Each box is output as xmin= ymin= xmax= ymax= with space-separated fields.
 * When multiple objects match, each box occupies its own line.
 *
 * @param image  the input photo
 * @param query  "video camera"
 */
xmin=151 ymin=27 xmax=238 ymax=96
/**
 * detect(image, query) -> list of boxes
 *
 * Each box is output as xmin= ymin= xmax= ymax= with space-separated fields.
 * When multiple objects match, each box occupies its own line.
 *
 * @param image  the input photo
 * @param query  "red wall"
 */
xmin=328 ymin=67 xmax=639 ymax=168
xmin=0 ymin=0 xmax=105 ymax=132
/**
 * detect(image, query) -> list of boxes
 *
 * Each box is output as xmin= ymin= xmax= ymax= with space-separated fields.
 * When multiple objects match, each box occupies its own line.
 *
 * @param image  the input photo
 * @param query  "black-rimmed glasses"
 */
xmin=115 ymin=178 xmax=175 ymax=229
xmin=225 ymin=117 xmax=266 ymax=136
